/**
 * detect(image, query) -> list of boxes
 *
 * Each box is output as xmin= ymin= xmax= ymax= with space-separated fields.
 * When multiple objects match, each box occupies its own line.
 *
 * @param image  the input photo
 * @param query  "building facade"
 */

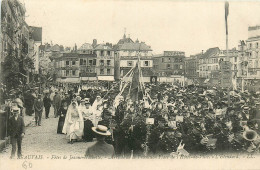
xmin=94 ymin=43 xmax=114 ymax=81
xmin=246 ymin=25 xmax=260 ymax=91
xmin=153 ymin=51 xmax=185 ymax=77
xmin=55 ymin=53 xmax=80 ymax=83
xmin=184 ymin=55 xmax=199 ymax=81
xmin=114 ymin=35 xmax=153 ymax=82
xmin=1 ymin=0 xmax=27 ymax=76
xmin=77 ymin=43 xmax=97 ymax=81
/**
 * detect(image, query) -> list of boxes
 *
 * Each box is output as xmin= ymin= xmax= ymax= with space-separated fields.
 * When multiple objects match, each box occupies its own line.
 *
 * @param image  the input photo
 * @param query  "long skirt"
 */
xmin=57 ymin=115 xmax=66 ymax=134
xmin=67 ymin=121 xmax=83 ymax=140
xmin=83 ymin=120 xmax=94 ymax=142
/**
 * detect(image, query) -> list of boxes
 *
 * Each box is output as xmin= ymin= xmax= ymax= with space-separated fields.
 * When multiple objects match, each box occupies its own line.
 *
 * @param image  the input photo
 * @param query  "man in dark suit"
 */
xmin=8 ymin=107 xmax=25 ymax=159
xmin=85 ymin=125 xmax=115 ymax=158
xmin=43 ymin=93 xmax=51 ymax=119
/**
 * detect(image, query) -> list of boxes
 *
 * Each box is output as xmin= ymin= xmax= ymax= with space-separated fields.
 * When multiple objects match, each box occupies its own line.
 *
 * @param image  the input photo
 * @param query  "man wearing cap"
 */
xmin=34 ymin=94 xmax=44 ymax=126
xmin=85 ymin=125 xmax=115 ymax=158
xmin=8 ymin=108 xmax=25 ymax=159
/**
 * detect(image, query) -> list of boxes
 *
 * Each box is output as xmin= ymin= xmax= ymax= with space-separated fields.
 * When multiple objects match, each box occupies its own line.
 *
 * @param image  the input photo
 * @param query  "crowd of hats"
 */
xmin=4 ymin=82 xmax=260 ymax=156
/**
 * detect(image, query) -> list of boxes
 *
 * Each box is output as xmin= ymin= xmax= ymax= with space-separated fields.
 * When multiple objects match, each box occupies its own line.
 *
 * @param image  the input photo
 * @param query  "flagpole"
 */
xmin=225 ymin=1 xmax=231 ymax=106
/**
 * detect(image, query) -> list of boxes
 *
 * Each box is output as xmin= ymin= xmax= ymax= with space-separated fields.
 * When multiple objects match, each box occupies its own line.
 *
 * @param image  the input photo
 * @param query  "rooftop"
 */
xmin=119 ymin=42 xmax=152 ymax=51
xmin=78 ymin=43 xmax=93 ymax=51
xmin=94 ymin=44 xmax=113 ymax=51
xmin=200 ymin=47 xmax=220 ymax=59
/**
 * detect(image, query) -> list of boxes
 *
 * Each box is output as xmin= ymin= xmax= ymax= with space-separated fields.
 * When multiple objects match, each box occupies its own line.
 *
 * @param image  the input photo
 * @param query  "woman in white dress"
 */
xmin=62 ymin=100 xmax=84 ymax=144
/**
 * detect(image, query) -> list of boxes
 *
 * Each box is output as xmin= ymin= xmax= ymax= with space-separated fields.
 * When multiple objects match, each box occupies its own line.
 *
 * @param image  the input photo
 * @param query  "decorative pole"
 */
xmin=225 ymin=1 xmax=231 ymax=106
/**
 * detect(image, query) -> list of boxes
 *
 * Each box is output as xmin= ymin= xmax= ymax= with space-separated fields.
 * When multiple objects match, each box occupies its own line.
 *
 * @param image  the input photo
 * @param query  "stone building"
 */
xmin=246 ymin=25 xmax=260 ymax=91
xmin=94 ymin=43 xmax=114 ymax=81
xmin=114 ymin=34 xmax=153 ymax=82
xmin=153 ymin=51 xmax=185 ymax=77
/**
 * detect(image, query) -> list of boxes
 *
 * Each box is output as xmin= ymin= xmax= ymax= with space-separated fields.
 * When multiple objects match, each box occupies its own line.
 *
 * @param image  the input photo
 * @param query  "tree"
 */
xmin=2 ymin=48 xmax=20 ymax=91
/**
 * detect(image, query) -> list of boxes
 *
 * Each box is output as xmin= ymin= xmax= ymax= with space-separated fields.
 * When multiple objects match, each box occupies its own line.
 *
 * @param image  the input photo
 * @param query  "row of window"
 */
xmin=199 ymin=65 xmax=219 ymax=71
xmin=79 ymin=59 xmax=97 ymax=66
xmin=199 ymin=58 xmax=218 ymax=64
xmin=100 ymin=60 xmax=111 ymax=66
xmin=60 ymin=70 xmax=79 ymax=77
xmin=248 ymin=42 xmax=259 ymax=49
xmin=99 ymin=68 xmax=111 ymax=75
xmin=161 ymin=58 xmax=183 ymax=63
xmin=166 ymin=64 xmax=183 ymax=69
xmin=248 ymin=60 xmax=259 ymax=68
xmin=248 ymin=51 xmax=259 ymax=58
xmin=57 ymin=59 xmax=114 ymax=67
xmin=126 ymin=61 xmax=151 ymax=67
xmin=60 ymin=68 xmax=113 ymax=76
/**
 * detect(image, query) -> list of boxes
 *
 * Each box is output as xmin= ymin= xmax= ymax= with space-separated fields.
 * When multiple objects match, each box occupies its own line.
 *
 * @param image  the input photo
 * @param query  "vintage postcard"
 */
xmin=0 ymin=0 xmax=260 ymax=169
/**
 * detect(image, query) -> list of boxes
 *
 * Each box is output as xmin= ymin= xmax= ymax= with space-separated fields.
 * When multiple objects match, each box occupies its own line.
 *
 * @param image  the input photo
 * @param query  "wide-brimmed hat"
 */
xmin=84 ymin=98 xmax=90 ymax=102
xmin=92 ymin=125 xmax=111 ymax=136
xmin=12 ymin=107 xmax=20 ymax=113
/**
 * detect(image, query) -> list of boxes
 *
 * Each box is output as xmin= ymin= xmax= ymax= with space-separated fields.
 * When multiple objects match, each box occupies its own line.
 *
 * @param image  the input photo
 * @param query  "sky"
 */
xmin=23 ymin=0 xmax=260 ymax=56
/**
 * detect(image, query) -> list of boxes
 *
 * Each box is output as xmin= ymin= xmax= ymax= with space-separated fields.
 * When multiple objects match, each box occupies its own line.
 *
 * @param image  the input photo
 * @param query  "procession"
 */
xmin=1 ymin=0 xmax=260 ymax=163
xmin=2 ymin=79 xmax=260 ymax=159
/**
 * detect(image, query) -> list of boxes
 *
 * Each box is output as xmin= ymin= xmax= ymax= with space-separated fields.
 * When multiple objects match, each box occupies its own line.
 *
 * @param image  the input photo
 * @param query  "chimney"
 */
xmin=75 ymin=43 xmax=77 ymax=52
xmin=202 ymin=50 xmax=204 ymax=55
xmin=93 ymin=39 xmax=97 ymax=47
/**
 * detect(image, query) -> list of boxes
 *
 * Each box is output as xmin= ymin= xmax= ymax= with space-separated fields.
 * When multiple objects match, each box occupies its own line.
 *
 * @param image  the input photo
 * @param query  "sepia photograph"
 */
xmin=0 ymin=0 xmax=260 ymax=169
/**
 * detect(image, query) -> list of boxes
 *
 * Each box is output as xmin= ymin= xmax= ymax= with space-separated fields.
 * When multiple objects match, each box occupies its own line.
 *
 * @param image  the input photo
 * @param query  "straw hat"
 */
xmin=92 ymin=125 xmax=111 ymax=136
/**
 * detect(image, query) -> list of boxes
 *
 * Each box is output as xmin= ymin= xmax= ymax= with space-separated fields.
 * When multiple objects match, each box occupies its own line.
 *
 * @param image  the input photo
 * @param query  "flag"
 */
xmin=225 ymin=1 xmax=229 ymax=35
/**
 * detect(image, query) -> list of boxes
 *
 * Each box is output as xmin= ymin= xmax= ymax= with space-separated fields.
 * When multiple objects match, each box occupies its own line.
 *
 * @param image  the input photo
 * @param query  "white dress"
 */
xmin=62 ymin=105 xmax=84 ymax=140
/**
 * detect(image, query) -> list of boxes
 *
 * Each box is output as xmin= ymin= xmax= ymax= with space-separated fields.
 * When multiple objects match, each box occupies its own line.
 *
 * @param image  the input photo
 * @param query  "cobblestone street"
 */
xmin=0 ymin=107 xmax=95 ymax=160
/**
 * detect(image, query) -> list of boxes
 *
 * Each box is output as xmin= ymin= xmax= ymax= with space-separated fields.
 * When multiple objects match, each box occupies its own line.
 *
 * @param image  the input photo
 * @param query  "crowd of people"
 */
xmin=4 ymin=82 xmax=260 ymax=158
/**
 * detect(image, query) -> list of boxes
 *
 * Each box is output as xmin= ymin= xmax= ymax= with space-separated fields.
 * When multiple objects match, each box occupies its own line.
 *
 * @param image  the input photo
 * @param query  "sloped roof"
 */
xmin=117 ymin=37 xmax=134 ymax=45
xmin=119 ymin=42 xmax=152 ymax=51
xmin=201 ymin=47 xmax=220 ymax=58
xmin=79 ymin=43 xmax=93 ymax=50
xmin=94 ymin=44 xmax=112 ymax=51
xmin=51 ymin=44 xmax=61 ymax=52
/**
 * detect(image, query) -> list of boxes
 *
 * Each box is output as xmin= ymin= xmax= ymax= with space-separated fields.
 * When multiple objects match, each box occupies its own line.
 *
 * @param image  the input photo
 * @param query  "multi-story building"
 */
xmin=246 ymin=25 xmax=260 ymax=91
xmin=0 ymin=0 xmax=37 ymax=89
xmin=77 ymin=43 xmax=97 ymax=81
xmin=153 ymin=51 xmax=185 ymax=77
xmin=94 ymin=43 xmax=114 ymax=81
xmin=55 ymin=53 xmax=80 ymax=83
xmin=236 ymin=40 xmax=248 ymax=90
xmin=0 ymin=0 xmax=42 ymax=90
xmin=114 ymin=35 xmax=153 ymax=82
xmin=197 ymin=47 xmax=220 ymax=85
xmin=184 ymin=55 xmax=199 ymax=81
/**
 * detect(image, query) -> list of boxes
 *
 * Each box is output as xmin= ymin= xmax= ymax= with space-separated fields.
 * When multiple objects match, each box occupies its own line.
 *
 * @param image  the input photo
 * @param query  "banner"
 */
xmin=130 ymin=63 xmax=139 ymax=101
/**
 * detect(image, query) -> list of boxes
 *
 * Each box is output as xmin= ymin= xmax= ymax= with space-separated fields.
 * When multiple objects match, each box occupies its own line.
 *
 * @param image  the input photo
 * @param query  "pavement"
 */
xmin=0 ymin=106 xmax=95 ymax=159
xmin=0 ymin=110 xmax=34 ymax=152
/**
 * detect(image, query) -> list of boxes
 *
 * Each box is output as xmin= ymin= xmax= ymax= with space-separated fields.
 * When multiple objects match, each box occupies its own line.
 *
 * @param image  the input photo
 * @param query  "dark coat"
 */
xmin=85 ymin=141 xmax=115 ymax=158
xmin=43 ymin=96 xmax=52 ymax=108
xmin=8 ymin=116 xmax=25 ymax=137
